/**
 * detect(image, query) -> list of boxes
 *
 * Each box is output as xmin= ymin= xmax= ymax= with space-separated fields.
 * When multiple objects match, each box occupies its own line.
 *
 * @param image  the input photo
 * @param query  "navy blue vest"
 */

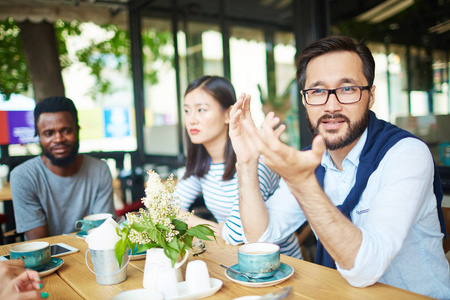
xmin=310 ymin=111 xmax=446 ymax=268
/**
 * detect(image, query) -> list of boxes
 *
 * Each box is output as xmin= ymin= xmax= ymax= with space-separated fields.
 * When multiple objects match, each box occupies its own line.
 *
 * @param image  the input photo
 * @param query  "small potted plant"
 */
xmin=114 ymin=170 xmax=215 ymax=267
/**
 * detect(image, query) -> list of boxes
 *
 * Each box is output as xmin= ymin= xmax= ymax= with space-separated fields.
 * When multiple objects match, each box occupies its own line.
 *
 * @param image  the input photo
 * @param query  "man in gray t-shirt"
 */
xmin=10 ymin=96 xmax=115 ymax=240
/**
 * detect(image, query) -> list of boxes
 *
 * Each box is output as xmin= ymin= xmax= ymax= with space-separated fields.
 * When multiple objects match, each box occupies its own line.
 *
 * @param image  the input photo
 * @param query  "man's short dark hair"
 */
xmin=296 ymin=36 xmax=375 ymax=90
xmin=34 ymin=96 xmax=80 ymax=136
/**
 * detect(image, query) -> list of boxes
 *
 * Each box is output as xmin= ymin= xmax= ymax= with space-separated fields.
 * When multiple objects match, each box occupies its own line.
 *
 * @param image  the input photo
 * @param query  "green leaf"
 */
xmin=167 ymin=237 xmax=180 ymax=252
xmin=114 ymin=238 xmax=126 ymax=266
xmin=145 ymin=228 xmax=157 ymax=242
xmin=186 ymin=225 xmax=216 ymax=241
xmin=181 ymin=235 xmax=193 ymax=249
xmin=145 ymin=226 xmax=167 ymax=249
xmin=137 ymin=243 xmax=158 ymax=253
xmin=173 ymin=219 xmax=188 ymax=231
xmin=155 ymin=233 xmax=167 ymax=247
xmin=130 ymin=222 xmax=150 ymax=232
xmin=156 ymin=224 xmax=169 ymax=231
xmin=164 ymin=247 xmax=179 ymax=267
xmin=127 ymin=241 xmax=137 ymax=255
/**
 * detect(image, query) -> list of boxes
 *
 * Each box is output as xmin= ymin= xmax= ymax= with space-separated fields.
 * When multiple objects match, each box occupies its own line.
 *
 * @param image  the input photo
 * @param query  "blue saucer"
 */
xmin=76 ymin=231 xmax=88 ymax=238
xmin=225 ymin=262 xmax=294 ymax=287
xmin=39 ymin=257 xmax=64 ymax=277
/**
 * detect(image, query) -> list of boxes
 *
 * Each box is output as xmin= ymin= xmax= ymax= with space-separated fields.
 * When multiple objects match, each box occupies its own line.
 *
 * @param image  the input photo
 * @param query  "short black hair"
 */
xmin=296 ymin=35 xmax=375 ymax=90
xmin=34 ymin=96 xmax=80 ymax=136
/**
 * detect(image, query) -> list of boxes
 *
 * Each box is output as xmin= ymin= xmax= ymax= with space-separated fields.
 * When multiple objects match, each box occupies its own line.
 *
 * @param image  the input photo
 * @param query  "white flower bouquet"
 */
xmin=114 ymin=170 xmax=215 ymax=266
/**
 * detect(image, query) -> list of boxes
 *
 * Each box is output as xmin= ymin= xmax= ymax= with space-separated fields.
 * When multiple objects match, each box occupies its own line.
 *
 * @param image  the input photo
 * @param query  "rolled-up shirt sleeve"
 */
xmin=336 ymin=139 xmax=437 ymax=286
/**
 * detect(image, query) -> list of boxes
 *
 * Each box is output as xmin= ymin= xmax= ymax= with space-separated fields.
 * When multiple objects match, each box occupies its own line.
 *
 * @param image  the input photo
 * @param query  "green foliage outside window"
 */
xmin=0 ymin=18 xmax=30 ymax=100
xmin=0 ymin=18 xmax=171 ymax=100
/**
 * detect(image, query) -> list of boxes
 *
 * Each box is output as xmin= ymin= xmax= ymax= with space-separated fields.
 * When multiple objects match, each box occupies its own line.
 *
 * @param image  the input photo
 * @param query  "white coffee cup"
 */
xmin=156 ymin=268 xmax=179 ymax=299
xmin=186 ymin=260 xmax=211 ymax=292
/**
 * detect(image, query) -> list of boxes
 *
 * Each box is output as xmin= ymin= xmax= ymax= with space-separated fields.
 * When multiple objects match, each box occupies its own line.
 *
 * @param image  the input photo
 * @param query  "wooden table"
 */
xmin=0 ymin=235 xmax=432 ymax=300
xmin=0 ymin=183 xmax=11 ymax=202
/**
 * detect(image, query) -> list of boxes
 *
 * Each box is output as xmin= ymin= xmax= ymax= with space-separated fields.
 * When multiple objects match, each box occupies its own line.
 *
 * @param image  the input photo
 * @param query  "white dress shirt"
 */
xmin=257 ymin=129 xmax=450 ymax=299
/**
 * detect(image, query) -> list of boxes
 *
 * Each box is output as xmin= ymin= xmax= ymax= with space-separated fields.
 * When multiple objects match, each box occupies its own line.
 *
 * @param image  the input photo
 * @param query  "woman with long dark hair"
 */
xmin=175 ymin=75 xmax=302 ymax=258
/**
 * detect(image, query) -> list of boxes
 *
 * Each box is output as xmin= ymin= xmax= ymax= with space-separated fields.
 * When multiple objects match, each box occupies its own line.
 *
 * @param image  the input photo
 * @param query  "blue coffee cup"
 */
xmin=75 ymin=213 xmax=113 ymax=232
xmin=10 ymin=241 xmax=51 ymax=271
xmin=238 ymin=242 xmax=280 ymax=279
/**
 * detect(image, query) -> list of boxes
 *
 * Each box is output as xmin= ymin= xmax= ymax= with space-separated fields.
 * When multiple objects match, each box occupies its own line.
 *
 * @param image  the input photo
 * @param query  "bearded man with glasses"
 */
xmin=229 ymin=36 xmax=450 ymax=299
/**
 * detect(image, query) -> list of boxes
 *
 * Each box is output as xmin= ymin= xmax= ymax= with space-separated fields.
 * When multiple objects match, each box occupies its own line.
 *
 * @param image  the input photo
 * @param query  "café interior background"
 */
xmin=0 ymin=0 xmax=449 ymax=207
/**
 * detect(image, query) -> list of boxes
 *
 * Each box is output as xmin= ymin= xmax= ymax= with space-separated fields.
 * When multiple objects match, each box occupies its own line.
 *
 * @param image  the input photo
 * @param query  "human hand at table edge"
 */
xmin=0 ymin=260 xmax=49 ymax=299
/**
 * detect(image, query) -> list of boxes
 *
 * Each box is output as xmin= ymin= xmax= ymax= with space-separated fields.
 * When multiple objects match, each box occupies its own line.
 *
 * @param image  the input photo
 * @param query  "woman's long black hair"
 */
xmin=183 ymin=76 xmax=237 ymax=181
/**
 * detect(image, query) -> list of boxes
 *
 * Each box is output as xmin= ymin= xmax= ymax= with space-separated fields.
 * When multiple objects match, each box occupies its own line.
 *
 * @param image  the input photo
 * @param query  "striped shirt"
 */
xmin=175 ymin=161 xmax=302 ymax=259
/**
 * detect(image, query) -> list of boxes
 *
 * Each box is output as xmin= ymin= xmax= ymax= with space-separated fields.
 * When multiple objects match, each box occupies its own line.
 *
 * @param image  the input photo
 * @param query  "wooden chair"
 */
xmin=296 ymin=222 xmax=316 ymax=262
xmin=0 ymin=214 xmax=24 ymax=245
xmin=0 ymin=213 xmax=7 ymax=245
xmin=115 ymin=200 xmax=144 ymax=218
xmin=443 ymin=207 xmax=450 ymax=255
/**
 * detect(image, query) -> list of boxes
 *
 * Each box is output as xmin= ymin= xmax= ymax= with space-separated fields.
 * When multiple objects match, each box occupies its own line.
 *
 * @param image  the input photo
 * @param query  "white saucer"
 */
xmin=39 ymin=257 xmax=64 ymax=277
xmin=112 ymin=289 xmax=164 ymax=300
xmin=225 ymin=263 xmax=294 ymax=288
xmin=172 ymin=278 xmax=222 ymax=300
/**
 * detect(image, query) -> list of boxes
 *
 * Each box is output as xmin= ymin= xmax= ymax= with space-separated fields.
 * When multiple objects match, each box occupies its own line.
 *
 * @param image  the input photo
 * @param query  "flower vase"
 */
xmin=142 ymin=248 xmax=189 ymax=291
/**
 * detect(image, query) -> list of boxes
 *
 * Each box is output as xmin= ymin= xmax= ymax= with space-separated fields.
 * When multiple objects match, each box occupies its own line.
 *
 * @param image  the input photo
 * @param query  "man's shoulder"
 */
xmin=10 ymin=157 xmax=44 ymax=192
xmin=375 ymin=137 xmax=433 ymax=172
xmin=11 ymin=156 xmax=42 ymax=176
xmin=81 ymin=154 xmax=108 ymax=169
xmin=388 ymin=137 xmax=430 ymax=155
xmin=80 ymin=155 xmax=111 ymax=176
xmin=82 ymin=154 xmax=104 ymax=164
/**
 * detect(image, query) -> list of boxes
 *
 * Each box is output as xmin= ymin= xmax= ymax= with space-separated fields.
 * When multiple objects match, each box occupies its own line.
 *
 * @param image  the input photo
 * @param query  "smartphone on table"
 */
xmin=50 ymin=243 xmax=79 ymax=257
xmin=0 ymin=243 xmax=79 ymax=261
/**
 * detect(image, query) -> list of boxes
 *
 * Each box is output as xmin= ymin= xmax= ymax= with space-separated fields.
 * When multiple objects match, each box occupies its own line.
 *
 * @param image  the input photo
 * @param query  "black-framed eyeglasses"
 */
xmin=301 ymin=86 xmax=371 ymax=106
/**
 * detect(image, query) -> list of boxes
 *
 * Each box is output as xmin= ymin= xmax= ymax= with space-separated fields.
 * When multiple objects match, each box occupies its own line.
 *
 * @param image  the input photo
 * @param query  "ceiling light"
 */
xmin=429 ymin=20 xmax=450 ymax=34
xmin=356 ymin=0 xmax=414 ymax=24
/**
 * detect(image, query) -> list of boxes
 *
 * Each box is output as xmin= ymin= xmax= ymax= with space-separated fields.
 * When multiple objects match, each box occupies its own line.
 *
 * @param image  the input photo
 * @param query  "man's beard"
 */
xmin=307 ymin=110 xmax=369 ymax=150
xmin=41 ymin=141 xmax=80 ymax=167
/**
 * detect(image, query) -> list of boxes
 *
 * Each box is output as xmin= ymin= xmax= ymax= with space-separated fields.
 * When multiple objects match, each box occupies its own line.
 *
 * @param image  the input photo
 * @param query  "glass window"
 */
xmin=178 ymin=22 xmax=223 ymax=96
xmin=2 ymin=20 xmax=136 ymax=156
xmin=140 ymin=18 xmax=178 ymax=156
xmin=387 ymin=44 xmax=409 ymax=122
xmin=229 ymin=26 xmax=266 ymax=127
xmin=228 ymin=28 xmax=300 ymax=148
xmin=432 ymin=49 xmax=449 ymax=115
xmin=409 ymin=46 xmax=430 ymax=116
xmin=367 ymin=42 xmax=390 ymax=121
xmin=274 ymin=31 xmax=299 ymax=148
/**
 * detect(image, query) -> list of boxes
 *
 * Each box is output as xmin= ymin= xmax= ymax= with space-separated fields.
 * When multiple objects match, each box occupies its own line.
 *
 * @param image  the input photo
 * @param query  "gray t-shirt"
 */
xmin=11 ymin=155 xmax=115 ymax=236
